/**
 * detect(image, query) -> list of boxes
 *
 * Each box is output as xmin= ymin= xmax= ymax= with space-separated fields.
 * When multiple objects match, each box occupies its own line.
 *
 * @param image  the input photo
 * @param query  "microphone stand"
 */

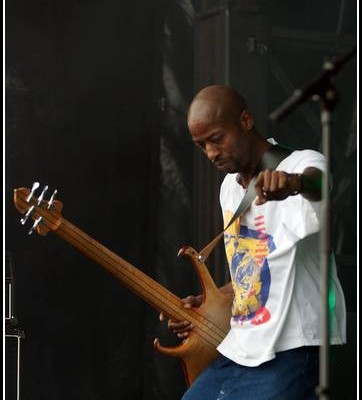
xmin=269 ymin=47 xmax=356 ymax=400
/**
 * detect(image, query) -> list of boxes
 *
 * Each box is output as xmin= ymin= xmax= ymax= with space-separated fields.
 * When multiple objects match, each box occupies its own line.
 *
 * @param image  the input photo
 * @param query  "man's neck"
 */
xmin=237 ymin=139 xmax=273 ymax=188
xmin=236 ymin=173 xmax=252 ymax=188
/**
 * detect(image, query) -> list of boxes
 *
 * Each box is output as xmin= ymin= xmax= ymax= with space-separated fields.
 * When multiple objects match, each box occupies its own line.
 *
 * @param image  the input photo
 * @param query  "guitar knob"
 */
xmin=47 ymin=189 xmax=58 ymax=209
xmin=26 ymin=182 xmax=40 ymax=202
xmin=20 ymin=205 xmax=35 ymax=225
xmin=37 ymin=185 xmax=49 ymax=205
xmin=28 ymin=216 xmax=43 ymax=235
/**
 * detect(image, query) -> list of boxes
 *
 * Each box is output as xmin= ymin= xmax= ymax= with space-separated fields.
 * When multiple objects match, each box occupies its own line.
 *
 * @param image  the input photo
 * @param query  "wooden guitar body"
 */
xmin=155 ymin=245 xmax=233 ymax=385
xmin=13 ymin=186 xmax=232 ymax=386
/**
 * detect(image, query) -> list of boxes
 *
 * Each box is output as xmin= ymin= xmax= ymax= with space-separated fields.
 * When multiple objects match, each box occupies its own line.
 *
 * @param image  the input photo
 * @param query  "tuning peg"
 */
xmin=20 ymin=205 xmax=35 ymax=225
xmin=28 ymin=216 xmax=43 ymax=235
xmin=26 ymin=182 xmax=40 ymax=202
xmin=37 ymin=185 xmax=49 ymax=205
xmin=47 ymin=189 xmax=58 ymax=209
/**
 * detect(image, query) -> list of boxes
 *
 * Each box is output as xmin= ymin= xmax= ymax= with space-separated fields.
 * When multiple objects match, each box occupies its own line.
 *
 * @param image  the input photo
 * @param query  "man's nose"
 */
xmin=205 ymin=143 xmax=220 ymax=162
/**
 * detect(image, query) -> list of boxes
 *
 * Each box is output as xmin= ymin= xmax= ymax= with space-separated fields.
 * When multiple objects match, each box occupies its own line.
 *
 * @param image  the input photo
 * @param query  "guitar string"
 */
xmin=18 ymin=193 xmax=228 ymax=349
xmin=58 ymin=218 xmax=225 ymax=347
xmin=17 ymin=191 xmax=227 ymax=346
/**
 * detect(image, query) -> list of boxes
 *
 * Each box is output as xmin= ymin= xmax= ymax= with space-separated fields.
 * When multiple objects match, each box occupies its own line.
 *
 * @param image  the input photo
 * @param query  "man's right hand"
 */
xmin=159 ymin=294 xmax=203 ymax=338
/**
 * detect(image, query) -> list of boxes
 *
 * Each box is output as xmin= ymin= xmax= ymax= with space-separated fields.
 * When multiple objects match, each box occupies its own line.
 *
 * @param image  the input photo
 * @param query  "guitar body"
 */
xmin=13 ymin=186 xmax=232 ymax=386
xmin=155 ymin=246 xmax=233 ymax=386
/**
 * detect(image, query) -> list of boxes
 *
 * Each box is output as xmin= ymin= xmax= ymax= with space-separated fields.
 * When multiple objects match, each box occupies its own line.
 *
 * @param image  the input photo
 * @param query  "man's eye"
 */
xmin=212 ymin=136 xmax=222 ymax=144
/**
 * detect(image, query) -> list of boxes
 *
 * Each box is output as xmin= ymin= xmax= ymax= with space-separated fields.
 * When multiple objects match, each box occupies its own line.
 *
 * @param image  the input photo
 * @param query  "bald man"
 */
xmin=164 ymin=85 xmax=346 ymax=400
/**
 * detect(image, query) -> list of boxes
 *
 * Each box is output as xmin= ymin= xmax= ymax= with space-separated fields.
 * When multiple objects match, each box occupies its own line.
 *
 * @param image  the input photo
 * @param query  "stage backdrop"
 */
xmin=5 ymin=0 xmax=356 ymax=400
xmin=6 ymin=1 xmax=196 ymax=399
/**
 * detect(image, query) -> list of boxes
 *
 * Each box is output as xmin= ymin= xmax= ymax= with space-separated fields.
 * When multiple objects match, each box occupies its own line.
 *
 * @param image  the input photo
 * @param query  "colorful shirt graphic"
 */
xmin=217 ymin=147 xmax=346 ymax=367
xmin=224 ymin=211 xmax=276 ymax=325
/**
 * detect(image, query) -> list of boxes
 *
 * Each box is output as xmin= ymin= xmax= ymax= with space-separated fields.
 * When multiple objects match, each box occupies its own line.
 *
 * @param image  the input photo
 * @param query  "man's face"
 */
xmin=188 ymin=112 xmax=252 ymax=174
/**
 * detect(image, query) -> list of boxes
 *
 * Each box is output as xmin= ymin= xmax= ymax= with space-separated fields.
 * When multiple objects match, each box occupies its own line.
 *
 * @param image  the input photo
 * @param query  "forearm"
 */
xmin=292 ymin=167 xmax=322 ymax=201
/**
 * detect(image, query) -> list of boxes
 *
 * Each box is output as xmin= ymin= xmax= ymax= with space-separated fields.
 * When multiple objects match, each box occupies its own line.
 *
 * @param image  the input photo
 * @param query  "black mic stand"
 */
xmin=269 ymin=47 xmax=356 ymax=400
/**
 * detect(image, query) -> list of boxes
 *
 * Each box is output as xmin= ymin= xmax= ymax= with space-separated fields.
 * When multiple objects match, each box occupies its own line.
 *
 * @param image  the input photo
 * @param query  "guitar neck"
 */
xmin=56 ymin=218 xmax=185 ymax=321
xmin=13 ymin=186 xmax=231 ymax=378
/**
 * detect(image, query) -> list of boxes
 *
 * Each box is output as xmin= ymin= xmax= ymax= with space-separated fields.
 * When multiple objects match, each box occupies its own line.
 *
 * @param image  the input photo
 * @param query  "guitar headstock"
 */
xmin=13 ymin=182 xmax=63 ymax=236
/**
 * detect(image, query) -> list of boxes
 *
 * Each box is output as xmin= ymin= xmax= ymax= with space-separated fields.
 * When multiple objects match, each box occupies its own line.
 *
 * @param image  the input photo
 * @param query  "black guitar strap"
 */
xmin=198 ymin=144 xmax=293 ymax=261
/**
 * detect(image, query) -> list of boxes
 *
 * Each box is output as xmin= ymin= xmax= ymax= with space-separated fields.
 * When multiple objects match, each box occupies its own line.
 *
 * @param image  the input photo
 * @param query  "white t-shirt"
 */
xmin=217 ymin=145 xmax=347 ymax=367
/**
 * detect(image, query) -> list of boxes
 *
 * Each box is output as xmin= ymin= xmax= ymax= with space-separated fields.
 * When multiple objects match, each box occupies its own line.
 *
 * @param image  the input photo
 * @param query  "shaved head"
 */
xmin=186 ymin=85 xmax=267 ymax=177
xmin=187 ymin=85 xmax=247 ymax=127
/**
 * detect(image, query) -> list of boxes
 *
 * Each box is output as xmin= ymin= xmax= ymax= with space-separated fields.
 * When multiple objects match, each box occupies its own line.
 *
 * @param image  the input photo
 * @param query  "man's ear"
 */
xmin=240 ymin=110 xmax=254 ymax=131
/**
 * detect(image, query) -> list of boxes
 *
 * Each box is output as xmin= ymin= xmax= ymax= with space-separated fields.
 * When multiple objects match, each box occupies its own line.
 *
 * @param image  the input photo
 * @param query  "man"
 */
xmin=163 ymin=85 xmax=346 ymax=399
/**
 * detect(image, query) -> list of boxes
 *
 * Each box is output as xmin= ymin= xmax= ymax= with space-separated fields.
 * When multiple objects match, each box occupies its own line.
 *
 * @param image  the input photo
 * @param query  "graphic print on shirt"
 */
xmin=223 ymin=211 xmax=276 ymax=325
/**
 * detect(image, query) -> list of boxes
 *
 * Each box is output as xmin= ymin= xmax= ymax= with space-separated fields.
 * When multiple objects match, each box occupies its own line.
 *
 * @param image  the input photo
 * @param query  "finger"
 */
xmin=182 ymin=295 xmax=197 ymax=308
xmin=173 ymin=325 xmax=193 ymax=335
xmin=254 ymin=171 xmax=263 ymax=189
xmin=278 ymin=171 xmax=288 ymax=190
xmin=262 ymin=169 xmax=272 ymax=192
xmin=254 ymin=172 xmax=266 ymax=199
xmin=173 ymin=323 xmax=193 ymax=335
xmin=182 ymin=295 xmax=195 ymax=304
xmin=255 ymin=172 xmax=268 ymax=205
xmin=255 ymin=193 xmax=268 ymax=206
xmin=270 ymin=170 xmax=279 ymax=192
xmin=169 ymin=320 xmax=192 ymax=330
xmin=159 ymin=312 xmax=164 ymax=322
xmin=177 ymin=331 xmax=191 ymax=338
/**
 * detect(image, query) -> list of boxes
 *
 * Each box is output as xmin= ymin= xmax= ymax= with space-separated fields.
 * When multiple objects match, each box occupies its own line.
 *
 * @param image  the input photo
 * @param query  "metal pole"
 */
xmin=268 ymin=48 xmax=357 ymax=398
xmin=318 ymin=105 xmax=332 ymax=400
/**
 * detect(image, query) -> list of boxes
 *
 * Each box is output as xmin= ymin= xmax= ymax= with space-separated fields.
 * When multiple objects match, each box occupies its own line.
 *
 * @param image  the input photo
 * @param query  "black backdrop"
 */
xmin=5 ymin=1 xmax=357 ymax=399
xmin=6 ymin=1 xmax=196 ymax=399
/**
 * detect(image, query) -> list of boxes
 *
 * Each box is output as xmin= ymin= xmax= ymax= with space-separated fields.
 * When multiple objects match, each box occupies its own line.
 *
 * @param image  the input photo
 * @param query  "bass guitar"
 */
xmin=13 ymin=184 xmax=232 ymax=386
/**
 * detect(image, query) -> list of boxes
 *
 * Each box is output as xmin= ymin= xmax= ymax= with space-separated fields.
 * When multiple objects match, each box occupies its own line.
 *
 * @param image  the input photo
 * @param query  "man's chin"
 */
xmin=216 ymin=164 xmax=237 ymax=173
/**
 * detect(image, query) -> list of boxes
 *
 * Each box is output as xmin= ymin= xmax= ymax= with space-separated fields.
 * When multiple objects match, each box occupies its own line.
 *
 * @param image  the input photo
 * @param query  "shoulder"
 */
xmin=221 ymin=173 xmax=239 ymax=191
xmin=220 ymin=173 xmax=242 ymax=207
xmin=279 ymin=149 xmax=325 ymax=173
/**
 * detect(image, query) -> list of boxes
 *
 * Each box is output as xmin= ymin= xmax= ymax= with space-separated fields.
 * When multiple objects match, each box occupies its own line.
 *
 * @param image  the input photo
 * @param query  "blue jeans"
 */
xmin=182 ymin=347 xmax=319 ymax=400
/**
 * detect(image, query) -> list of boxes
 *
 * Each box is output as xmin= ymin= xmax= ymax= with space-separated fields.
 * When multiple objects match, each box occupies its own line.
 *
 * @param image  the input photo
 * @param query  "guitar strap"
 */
xmin=198 ymin=144 xmax=293 ymax=261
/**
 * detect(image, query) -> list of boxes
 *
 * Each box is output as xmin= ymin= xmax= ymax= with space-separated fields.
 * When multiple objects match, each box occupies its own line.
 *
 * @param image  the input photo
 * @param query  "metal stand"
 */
xmin=317 ymin=73 xmax=338 ymax=400
xmin=269 ymin=47 xmax=356 ymax=400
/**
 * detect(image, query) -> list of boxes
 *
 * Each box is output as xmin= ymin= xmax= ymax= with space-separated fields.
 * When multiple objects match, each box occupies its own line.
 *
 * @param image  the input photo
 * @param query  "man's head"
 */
xmin=187 ymin=85 xmax=260 ymax=175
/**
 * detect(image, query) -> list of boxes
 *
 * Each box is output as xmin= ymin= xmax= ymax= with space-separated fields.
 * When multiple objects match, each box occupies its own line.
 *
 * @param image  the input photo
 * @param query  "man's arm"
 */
xmin=298 ymin=166 xmax=322 ymax=201
xmin=254 ymin=166 xmax=322 ymax=205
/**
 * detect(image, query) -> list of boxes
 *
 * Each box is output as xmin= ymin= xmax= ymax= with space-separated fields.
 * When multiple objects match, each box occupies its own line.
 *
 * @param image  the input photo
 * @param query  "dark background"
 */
xmin=5 ymin=0 xmax=357 ymax=399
